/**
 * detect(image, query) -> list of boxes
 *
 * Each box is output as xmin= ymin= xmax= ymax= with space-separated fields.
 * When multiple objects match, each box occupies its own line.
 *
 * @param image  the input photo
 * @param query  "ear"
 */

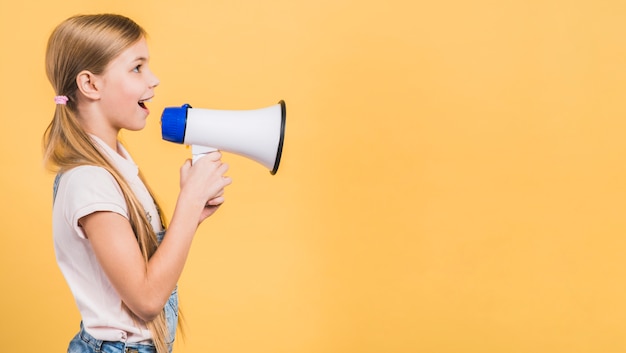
xmin=75 ymin=70 xmax=101 ymax=100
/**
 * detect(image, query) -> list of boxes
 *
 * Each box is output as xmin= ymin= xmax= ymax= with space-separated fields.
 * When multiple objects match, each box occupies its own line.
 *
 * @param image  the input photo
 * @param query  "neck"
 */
xmin=76 ymin=107 xmax=121 ymax=155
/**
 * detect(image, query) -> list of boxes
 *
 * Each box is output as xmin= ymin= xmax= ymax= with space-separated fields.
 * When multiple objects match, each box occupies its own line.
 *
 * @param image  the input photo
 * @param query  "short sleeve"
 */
xmin=58 ymin=166 xmax=129 ymax=239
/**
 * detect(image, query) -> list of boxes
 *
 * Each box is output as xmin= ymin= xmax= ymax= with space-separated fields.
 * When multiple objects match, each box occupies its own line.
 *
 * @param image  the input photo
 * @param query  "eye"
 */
xmin=133 ymin=65 xmax=141 ymax=73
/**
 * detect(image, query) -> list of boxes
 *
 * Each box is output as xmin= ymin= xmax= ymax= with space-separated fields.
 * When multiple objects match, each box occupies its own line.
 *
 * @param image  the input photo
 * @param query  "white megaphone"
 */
xmin=161 ymin=100 xmax=286 ymax=175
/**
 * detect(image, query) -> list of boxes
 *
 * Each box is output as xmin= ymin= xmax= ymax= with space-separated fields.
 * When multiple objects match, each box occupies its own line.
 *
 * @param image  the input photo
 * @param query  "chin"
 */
xmin=126 ymin=121 xmax=148 ymax=131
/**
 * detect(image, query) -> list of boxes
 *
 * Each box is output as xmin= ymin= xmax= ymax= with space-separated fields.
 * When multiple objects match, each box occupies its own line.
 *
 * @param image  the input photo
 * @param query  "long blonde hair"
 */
xmin=44 ymin=14 xmax=172 ymax=353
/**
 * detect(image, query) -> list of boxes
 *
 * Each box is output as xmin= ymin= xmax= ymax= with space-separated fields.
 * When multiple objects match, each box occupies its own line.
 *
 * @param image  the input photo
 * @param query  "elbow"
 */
xmin=129 ymin=299 xmax=166 ymax=322
xmin=137 ymin=308 xmax=162 ymax=323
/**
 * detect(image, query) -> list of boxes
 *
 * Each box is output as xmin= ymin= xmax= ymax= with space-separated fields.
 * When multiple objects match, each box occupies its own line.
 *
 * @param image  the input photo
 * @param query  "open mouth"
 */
xmin=138 ymin=98 xmax=152 ymax=110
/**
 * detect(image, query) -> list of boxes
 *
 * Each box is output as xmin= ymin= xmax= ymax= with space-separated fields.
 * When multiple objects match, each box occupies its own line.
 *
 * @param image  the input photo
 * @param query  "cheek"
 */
xmin=105 ymin=75 xmax=138 ymax=98
xmin=107 ymin=87 xmax=137 ymax=108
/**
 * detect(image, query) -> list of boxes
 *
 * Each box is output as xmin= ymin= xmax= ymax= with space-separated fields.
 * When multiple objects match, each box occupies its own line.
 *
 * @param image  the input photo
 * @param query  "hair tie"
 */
xmin=54 ymin=95 xmax=69 ymax=105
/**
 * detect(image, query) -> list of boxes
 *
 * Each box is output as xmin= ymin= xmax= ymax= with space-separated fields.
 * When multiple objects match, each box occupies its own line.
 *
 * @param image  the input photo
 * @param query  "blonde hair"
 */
xmin=44 ymin=14 xmax=172 ymax=353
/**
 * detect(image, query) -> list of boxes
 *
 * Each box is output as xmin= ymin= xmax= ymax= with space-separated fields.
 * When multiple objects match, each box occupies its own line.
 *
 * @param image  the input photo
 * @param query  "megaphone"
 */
xmin=161 ymin=100 xmax=286 ymax=175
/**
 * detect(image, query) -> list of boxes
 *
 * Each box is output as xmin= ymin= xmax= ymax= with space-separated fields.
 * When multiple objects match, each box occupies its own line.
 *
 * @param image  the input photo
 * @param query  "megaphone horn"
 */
xmin=161 ymin=100 xmax=286 ymax=175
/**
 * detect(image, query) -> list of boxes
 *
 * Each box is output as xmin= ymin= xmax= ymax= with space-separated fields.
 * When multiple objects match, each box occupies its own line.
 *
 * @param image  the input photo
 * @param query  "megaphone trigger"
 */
xmin=191 ymin=145 xmax=219 ymax=164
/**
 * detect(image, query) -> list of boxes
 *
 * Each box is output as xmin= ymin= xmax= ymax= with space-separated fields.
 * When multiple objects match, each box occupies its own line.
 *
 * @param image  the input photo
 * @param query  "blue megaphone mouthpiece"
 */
xmin=161 ymin=104 xmax=192 ymax=144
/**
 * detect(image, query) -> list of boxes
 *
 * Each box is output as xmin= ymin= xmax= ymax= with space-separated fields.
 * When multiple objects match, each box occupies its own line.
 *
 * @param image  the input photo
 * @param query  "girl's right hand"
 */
xmin=178 ymin=151 xmax=232 ymax=223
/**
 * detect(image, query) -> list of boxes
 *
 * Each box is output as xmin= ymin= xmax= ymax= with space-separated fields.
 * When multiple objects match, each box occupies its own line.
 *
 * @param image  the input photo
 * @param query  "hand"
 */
xmin=200 ymin=188 xmax=226 ymax=220
xmin=178 ymin=151 xmax=232 ymax=223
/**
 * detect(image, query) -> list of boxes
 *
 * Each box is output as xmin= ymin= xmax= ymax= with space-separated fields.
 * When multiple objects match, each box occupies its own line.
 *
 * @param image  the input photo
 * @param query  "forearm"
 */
xmin=142 ymin=194 xmax=204 ymax=307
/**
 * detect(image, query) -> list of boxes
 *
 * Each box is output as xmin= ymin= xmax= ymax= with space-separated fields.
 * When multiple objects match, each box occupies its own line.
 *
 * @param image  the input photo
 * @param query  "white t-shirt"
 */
xmin=52 ymin=135 xmax=163 ymax=343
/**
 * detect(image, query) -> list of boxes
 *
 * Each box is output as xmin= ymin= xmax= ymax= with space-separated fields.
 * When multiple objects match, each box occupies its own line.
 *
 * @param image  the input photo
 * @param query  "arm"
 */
xmin=81 ymin=152 xmax=231 ymax=322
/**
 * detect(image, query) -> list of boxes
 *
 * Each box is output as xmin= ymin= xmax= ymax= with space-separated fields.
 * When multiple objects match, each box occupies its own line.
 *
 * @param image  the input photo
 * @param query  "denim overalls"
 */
xmin=54 ymin=174 xmax=178 ymax=353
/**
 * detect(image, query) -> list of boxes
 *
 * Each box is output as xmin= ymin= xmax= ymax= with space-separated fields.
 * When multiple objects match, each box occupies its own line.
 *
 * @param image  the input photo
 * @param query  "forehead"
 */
xmin=108 ymin=37 xmax=150 ymax=67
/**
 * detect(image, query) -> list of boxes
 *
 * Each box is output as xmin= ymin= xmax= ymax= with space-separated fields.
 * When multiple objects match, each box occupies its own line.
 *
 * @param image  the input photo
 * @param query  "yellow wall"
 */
xmin=2 ymin=0 xmax=626 ymax=352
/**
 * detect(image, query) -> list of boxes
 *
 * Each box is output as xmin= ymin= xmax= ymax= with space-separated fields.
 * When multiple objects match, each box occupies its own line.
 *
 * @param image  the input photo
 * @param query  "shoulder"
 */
xmin=64 ymin=165 xmax=114 ymax=179
xmin=57 ymin=165 xmax=125 ymax=206
xmin=62 ymin=165 xmax=120 ymax=191
xmin=54 ymin=165 xmax=129 ymax=238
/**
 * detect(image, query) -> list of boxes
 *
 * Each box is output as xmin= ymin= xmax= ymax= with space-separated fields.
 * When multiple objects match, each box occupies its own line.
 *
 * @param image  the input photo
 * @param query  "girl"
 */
xmin=43 ymin=14 xmax=231 ymax=353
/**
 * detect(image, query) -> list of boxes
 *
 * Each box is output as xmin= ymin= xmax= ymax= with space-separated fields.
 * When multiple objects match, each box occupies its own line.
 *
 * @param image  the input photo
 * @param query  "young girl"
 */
xmin=43 ymin=14 xmax=231 ymax=353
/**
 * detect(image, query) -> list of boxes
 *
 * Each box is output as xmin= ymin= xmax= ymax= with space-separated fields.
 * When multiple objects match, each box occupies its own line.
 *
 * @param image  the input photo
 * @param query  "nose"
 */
xmin=148 ymin=68 xmax=160 ymax=88
xmin=150 ymin=74 xmax=160 ymax=88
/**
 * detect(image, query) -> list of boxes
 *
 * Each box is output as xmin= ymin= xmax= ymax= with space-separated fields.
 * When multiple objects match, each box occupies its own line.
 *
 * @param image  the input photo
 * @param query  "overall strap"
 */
xmin=52 ymin=173 xmax=62 ymax=204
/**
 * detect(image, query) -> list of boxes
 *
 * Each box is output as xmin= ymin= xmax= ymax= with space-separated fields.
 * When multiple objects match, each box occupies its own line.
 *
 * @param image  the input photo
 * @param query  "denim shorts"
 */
xmin=68 ymin=323 xmax=158 ymax=353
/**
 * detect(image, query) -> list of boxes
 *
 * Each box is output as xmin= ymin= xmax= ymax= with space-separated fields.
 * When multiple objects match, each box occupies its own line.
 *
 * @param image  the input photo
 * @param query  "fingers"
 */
xmin=205 ymin=151 xmax=222 ymax=161
xmin=213 ymin=189 xmax=225 ymax=198
xmin=206 ymin=176 xmax=230 ymax=205
xmin=195 ymin=151 xmax=222 ymax=164
xmin=205 ymin=189 xmax=225 ymax=204
xmin=179 ymin=159 xmax=192 ymax=189
xmin=179 ymin=152 xmax=232 ymax=210
xmin=181 ymin=152 xmax=225 ymax=177
xmin=206 ymin=196 xmax=225 ymax=206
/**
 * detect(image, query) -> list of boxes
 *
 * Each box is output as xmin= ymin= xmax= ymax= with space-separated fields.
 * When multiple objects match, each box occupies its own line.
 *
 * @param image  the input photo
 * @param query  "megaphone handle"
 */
xmin=191 ymin=145 xmax=218 ymax=164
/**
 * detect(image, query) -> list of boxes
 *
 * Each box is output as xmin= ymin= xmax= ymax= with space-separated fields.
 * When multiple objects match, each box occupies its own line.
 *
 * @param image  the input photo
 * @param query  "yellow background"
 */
xmin=2 ymin=0 xmax=626 ymax=352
